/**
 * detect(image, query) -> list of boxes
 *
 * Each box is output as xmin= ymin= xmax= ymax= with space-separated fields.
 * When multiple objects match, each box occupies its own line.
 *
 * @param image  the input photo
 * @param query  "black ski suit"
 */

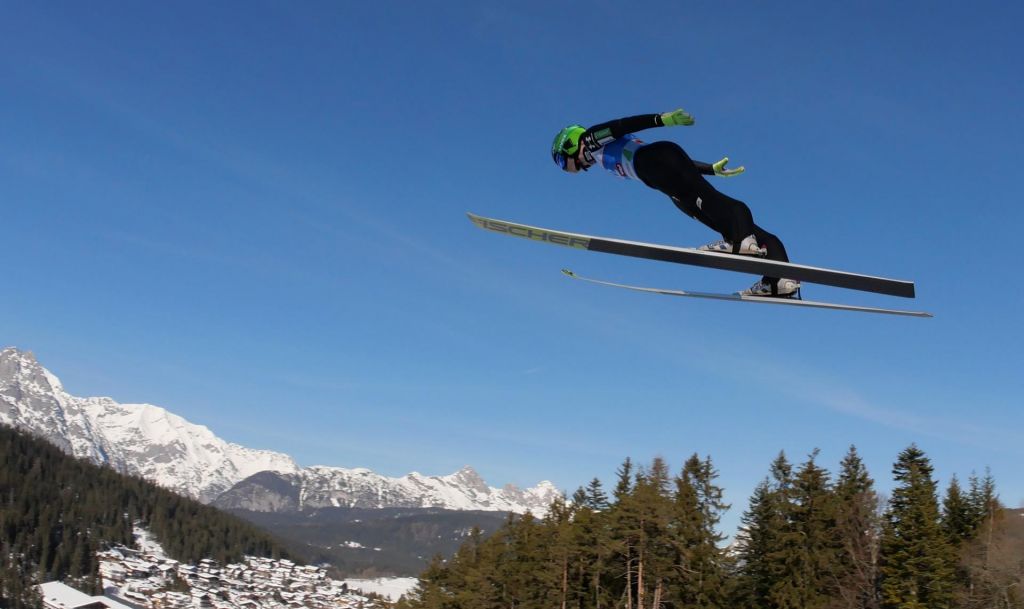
xmin=577 ymin=114 xmax=790 ymax=283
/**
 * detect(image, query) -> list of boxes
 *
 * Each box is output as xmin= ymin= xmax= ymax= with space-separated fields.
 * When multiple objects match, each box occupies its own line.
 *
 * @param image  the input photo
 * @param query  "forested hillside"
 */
xmin=401 ymin=447 xmax=1020 ymax=609
xmin=0 ymin=424 xmax=294 ymax=609
xmin=238 ymin=506 xmax=512 ymax=576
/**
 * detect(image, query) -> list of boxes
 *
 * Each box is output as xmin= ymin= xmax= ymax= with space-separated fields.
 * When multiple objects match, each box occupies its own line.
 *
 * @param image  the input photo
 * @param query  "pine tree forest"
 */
xmin=400 ymin=446 xmax=1023 ymax=609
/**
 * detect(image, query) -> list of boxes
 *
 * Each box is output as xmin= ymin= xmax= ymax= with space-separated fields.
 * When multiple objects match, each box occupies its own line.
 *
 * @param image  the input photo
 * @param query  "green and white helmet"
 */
xmin=551 ymin=124 xmax=585 ymax=170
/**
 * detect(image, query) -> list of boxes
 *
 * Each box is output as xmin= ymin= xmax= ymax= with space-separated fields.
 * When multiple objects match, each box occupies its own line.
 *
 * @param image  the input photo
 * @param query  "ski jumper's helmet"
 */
xmin=551 ymin=125 xmax=586 ymax=170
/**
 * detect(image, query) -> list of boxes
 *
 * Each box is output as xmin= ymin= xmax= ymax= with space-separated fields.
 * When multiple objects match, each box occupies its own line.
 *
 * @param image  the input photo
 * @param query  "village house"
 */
xmin=37 ymin=581 xmax=135 ymax=609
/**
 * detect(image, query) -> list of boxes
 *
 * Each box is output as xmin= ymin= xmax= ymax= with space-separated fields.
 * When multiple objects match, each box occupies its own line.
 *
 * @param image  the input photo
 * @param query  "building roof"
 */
xmin=38 ymin=582 xmax=135 ymax=609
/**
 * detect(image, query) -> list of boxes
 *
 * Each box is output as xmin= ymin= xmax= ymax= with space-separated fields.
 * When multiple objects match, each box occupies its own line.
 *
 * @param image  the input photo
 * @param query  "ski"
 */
xmin=561 ymin=269 xmax=933 ymax=318
xmin=468 ymin=213 xmax=918 ymax=298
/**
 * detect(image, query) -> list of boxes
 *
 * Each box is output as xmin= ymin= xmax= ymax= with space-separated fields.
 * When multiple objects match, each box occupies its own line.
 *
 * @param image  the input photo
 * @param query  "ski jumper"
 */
xmin=578 ymin=114 xmax=790 ymax=277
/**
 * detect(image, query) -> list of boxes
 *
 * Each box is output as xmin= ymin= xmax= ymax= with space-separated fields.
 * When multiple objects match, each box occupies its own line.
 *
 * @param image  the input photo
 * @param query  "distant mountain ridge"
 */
xmin=214 ymin=467 xmax=560 ymax=513
xmin=0 ymin=347 xmax=559 ymax=512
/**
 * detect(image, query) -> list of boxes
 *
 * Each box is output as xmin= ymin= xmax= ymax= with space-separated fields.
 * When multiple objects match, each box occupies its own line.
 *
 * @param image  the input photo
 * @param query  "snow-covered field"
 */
xmin=343 ymin=577 xmax=419 ymax=601
xmin=133 ymin=526 xmax=169 ymax=560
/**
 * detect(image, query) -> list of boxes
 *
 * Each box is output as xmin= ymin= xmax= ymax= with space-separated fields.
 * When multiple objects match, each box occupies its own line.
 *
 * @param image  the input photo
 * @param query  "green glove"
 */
xmin=660 ymin=108 xmax=694 ymax=126
xmin=712 ymin=156 xmax=745 ymax=177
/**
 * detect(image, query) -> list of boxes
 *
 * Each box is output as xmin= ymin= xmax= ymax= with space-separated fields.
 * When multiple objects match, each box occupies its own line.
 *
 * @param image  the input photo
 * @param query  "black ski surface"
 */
xmin=468 ymin=213 xmax=918 ymax=298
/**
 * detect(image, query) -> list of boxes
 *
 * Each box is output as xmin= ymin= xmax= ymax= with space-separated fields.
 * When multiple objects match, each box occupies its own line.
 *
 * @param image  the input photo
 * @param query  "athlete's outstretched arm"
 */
xmin=580 ymin=109 xmax=692 ymax=149
xmin=581 ymin=114 xmax=662 ymax=148
xmin=692 ymin=160 xmax=716 ymax=176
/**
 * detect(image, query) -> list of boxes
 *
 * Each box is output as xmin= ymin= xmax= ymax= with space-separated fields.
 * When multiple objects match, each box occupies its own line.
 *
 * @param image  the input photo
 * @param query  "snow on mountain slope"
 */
xmin=293 ymin=465 xmax=560 ymax=511
xmin=0 ymin=347 xmax=298 ymax=502
xmin=0 ymin=347 xmax=560 ymax=513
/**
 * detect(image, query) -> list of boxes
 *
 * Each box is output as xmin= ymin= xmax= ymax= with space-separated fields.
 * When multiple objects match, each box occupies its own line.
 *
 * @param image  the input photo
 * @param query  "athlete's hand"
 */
xmin=713 ymin=157 xmax=745 ymax=177
xmin=660 ymin=108 xmax=694 ymax=127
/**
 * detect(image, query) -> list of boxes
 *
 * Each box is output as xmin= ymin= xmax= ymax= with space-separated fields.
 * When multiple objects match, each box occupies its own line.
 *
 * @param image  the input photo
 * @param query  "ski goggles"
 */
xmin=554 ymin=152 xmax=587 ymax=173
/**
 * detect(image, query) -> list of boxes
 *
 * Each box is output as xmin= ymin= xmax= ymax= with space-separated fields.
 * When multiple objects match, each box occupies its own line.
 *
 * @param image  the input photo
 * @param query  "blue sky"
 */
xmin=2 ymin=1 xmax=1022 ymax=530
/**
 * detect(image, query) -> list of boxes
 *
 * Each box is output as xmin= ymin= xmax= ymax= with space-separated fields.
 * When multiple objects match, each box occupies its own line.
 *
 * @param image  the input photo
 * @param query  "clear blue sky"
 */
xmin=2 ymin=1 xmax=1022 ymax=530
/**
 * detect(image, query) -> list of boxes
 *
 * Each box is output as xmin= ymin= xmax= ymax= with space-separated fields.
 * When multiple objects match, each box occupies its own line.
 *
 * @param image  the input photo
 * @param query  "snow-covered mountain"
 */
xmin=0 ymin=347 xmax=559 ymax=512
xmin=0 ymin=347 xmax=299 ymax=502
xmin=296 ymin=465 xmax=559 ymax=512
xmin=213 ymin=466 xmax=560 ymax=513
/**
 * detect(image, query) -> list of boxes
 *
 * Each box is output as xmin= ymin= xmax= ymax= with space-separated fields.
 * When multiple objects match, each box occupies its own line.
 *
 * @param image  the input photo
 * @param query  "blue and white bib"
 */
xmin=589 ymin=134 xmax=645 ymax=180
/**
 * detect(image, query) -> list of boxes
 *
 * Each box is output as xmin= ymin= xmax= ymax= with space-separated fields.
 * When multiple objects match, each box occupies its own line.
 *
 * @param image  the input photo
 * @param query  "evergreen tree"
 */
xmin=788 ymin=450 xmax=840 ymax=609
xmin=612 ymin=459 xmax=675 ymax=609
xmin=450 ymin=525 xmax=499 ymax=609
xmin=671 ymin=454 xmax=729 ymax=609
xmin=407 ymin=554 xmax=454 ymax=609
xmin=879 ymin=445 xmax=955 ymax=609
xmin=832 ymin=445 xmax=881 ymax=609
xmin=567 ymin=492 xmax=614 ymax=609
xmin=966 ymin=468 xmax=1000 ymax=531
xmin=764 ymin=451 xmax=807 ymax=609
xmin=942 ymin=475 xmax=975 ymax=545
xmin=733 ymin=452 xmax=796 ymax=609
xmin=614 ymin=458 xmax=634 ymax=501
xmin=607 ymin=471 xmax=641 ymax=609
xmin=585 ymin=478 xmax=610 ymax=511
xmin=497 ymin=512 xmax=559 ymax=609
xmin=734 ymin=479 xmax=777 ymax=609
xmin=543 ymin=497 xmax=576 ymax=609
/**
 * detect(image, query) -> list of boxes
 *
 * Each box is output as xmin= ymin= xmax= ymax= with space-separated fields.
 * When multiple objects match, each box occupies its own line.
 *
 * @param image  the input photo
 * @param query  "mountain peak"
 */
xmin=0 ymin=346 xmax=38 ymax=368
xmin=1 ymin=346 xmax=298 ymax=502
xmin=0 ymin=347 xmax=62 ymax=393
xmin=0 ymin=346 xmax=33 ymax=361
xmin=447 ymin=466 xmax=487 ymax=493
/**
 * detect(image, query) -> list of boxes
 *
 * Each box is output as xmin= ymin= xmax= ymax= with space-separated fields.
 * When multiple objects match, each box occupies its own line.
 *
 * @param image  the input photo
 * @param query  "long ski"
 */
xmin=561 ymin=269 xmax=932 ymax=318
xmin=468 ymin=213 xmax=918 ymax=298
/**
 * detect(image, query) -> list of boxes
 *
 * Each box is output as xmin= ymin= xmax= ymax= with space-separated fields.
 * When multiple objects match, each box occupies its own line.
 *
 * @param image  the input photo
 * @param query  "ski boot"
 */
xmin=699 ymin=234 xmax=766 ymax=257
xmin=739 ymin=277 xmax=801 ymax=298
